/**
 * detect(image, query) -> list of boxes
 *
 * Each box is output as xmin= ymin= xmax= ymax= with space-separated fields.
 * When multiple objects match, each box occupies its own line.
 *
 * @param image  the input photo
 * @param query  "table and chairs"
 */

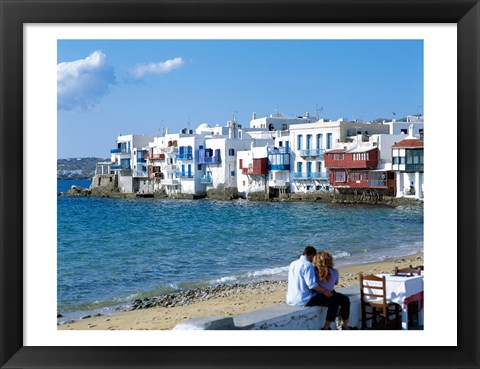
xmin=359 ymin=265 xmax=424 ymax=330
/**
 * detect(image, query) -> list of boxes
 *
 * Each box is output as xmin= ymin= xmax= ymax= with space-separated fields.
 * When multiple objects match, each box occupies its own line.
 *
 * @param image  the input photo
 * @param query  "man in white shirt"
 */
xmin=286 ymin=246 xmax=335 ymax=330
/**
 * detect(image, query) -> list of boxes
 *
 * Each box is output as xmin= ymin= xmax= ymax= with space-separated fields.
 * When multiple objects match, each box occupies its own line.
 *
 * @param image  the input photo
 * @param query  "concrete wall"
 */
xmin=173 ymin=285 xmax=361 ymax=330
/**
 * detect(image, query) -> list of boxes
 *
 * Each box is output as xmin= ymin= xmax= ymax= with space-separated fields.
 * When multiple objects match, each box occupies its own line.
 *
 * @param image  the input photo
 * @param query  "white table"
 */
xmin=365 ymin=273 xmax=424 ymax=330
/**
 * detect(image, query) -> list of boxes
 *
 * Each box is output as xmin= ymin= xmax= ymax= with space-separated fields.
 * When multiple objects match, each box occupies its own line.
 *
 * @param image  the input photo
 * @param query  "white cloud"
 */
xmin=57 ymin=50 xmax=115 ymax=111
xmin=128 ymin=57 xmax=184 ymax=80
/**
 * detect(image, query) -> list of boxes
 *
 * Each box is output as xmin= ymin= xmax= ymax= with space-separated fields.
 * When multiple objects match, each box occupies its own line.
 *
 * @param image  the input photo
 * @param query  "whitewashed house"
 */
xmin=392 ymin=125 xmax=424 ymax=199
xmin=237 ymin=145 xmax=269 ymax=200
xmin=110 ymin=134 xmax=154 ymax=193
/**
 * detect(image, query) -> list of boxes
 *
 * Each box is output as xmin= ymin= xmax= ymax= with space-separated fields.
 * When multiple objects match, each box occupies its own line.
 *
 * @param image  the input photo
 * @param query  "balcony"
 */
xmin=267 ymin=147 xmax=290 ymax=154
xmin=200 ymin=176 xmax=213 ymax=184
xmin=145 ymin=153 xmax=165 ymax=161
xmin=298 ymin=149 xmax=325 ymax=158
xmin=176 ymin=153 xmax=193 ymax=161
xmin=110 ymin=164 xmax=130 ymax=170
xmin=197 ymin=156 xmax=221 ymax=164
xmin=293 ymin=172 xmax=329 ymax=180
xmin=134 ymin=171 xmax=148 ymax=178
xmin=160 ymin=146 xmax=178 ymax=154
xmin=176 ymin=172 xmax=194 ymax=178
xmin=268 ymin=164 xmax=290 ymax=171
xmin=111 ymin=148 xmax=130 ymax=154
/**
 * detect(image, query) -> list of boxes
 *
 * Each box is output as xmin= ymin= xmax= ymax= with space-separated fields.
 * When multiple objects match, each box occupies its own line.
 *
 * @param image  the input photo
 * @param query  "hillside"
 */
xmin=57 ymin=157 xmax=109 ymax=180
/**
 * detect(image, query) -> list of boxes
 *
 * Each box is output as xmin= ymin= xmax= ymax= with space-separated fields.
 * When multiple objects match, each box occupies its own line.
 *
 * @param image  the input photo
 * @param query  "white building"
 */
xmin=383 ymin=115 xmax=424 ymax=135
xmin=249 ymin=112 xmax=314 ymax=131
xmin=288 ymin=119 xmax=389 ymax=193
xmin=110 ymin=134 xmax=154 ymax=193
xmin=237 ymin=145 xmax=269 ymax=199
xmin=392 ymin=125 xmax=424 ymax=199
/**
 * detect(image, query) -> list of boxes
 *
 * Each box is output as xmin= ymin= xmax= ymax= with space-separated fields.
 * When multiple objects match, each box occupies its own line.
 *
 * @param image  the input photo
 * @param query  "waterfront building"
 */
xmin=391 ymin=125 xmax=424 ymax=199
xmin=204 ymin=120 xmax=272 ymax=199
xmin=110 ymin=134 xmax=154 ymax=193
xmin=237 ymin=145 xmax=269 ymax=200
xmin=288 ymin=118 xmax=390 ymax=193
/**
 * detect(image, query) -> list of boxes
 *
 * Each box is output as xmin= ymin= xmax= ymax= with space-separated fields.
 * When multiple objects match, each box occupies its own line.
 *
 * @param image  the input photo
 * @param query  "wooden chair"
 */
xmin=359 ymin=273 xmax=402 ymax=330
xmin=394 ymin=266 xmax=421 ymax=276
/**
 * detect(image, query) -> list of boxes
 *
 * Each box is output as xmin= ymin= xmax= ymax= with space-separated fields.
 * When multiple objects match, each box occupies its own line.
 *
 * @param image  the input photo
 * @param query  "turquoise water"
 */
xmin=57 ymin=179 xmax=423 ymax=320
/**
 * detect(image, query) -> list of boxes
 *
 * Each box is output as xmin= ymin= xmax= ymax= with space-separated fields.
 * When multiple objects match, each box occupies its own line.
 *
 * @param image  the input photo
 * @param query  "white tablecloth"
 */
xmin=364 ymin=273 xmax=424 ymax=329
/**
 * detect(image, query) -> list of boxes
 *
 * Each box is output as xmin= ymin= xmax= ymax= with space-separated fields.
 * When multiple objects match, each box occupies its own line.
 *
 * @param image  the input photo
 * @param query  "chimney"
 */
xmin=408 ymin=124 xmax=414 ymax=138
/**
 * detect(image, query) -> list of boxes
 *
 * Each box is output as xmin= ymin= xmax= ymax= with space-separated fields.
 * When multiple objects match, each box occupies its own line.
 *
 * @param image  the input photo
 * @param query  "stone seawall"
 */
xmin=60 ymin=180 xmax=422 ymax=207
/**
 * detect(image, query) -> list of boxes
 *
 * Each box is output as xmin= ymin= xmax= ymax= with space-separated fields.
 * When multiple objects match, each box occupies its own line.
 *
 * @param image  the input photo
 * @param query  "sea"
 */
xmin=57 ymin=179 xmax=424 ymax=322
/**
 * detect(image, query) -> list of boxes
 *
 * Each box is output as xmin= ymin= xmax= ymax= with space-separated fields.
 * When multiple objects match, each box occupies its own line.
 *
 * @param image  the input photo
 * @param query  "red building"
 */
xmin=324 ymin=147 xmax=395 ymax=191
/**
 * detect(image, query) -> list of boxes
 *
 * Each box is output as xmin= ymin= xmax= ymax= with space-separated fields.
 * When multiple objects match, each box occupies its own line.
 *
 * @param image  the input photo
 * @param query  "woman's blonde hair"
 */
xmin=312 ymin=251 xmax=334 ymax=282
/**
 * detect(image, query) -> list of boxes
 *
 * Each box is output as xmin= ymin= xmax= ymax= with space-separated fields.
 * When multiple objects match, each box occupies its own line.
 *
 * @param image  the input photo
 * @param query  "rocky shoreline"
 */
xmin=59 ymin=184 xmax=423 ymax=208
xmin=130 ymin=281 xmax=288 ymax=310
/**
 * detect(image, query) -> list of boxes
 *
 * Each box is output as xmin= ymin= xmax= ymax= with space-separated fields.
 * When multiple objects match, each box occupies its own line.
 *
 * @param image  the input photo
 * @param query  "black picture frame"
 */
xmin=1 ymin=0 xmax=479 ymax=368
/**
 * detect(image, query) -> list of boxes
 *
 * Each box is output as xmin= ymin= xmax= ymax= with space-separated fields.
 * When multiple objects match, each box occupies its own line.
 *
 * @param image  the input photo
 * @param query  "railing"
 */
xmin=405 ymin=164 xmax=424 ymax=173
xmin=176 ymin=153 xmax=193 ymax=160
xmin=134 ymin=172 xmax=148 ymax=178
xmin=110 ymin=164 xmax=130 ymax=170
xmin=268 ymin=164 xmax=290 ymax=171
xmin=267 ymin=147 xmax=290 ymax=154
xmin=176 ymin=172 xmax=194 ymax=178
xmin=298 ymin=149 xmax=325 ymax=157
xmin=160 ymin=147 xmax=178 ymax=154
xmin=242 ymin=168 xmax=267 ymax=175
xmin=369 ymin=180 xmax=386 ymax=187
xmin=197 ymin=156 xmax=221 ymax=164
xmin=200 ymin=176 xmax=213 ymax=184
xmin=111 ymin=148 xmax=130 ymax=154
xmin=293 ymin=172 xmax=329 ymax=180
xmin=145 ymin=153 xmax=165 ymax=160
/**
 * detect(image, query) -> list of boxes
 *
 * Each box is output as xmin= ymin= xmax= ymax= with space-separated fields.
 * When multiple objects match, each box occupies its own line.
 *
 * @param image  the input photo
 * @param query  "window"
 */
xmin=333 ymin=153 xmax=344 ymax=160
xmin=317 ymin=162 xmax=322 ymax=172
xmin=231 ymin=171 xmax=235 ymax=177
xmin=297 ymin=162 xmax=303 ymax=173
xmin=229 ymin=148 xmax=235 ymax=156
xmin=316 ymin=134 xmax=323 ymax=149
xmin=307 ymin=162 xmax=312 ymax=174
xmin=198 ymin=164 xmax=202 ymax=170
xmin=327 ymin=133 xmax=332 ymax=149
xmin=297 ymin=135 xmax=303 ymax=150
xmin=306 ymin=135 xmax=312 ymax=150
xmin=335 ymin=171 xmax=346 ymax=182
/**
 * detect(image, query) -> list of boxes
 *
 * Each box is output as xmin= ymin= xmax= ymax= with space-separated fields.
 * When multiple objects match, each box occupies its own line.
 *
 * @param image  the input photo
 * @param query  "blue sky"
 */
xmin=57 ymin=39 xmax=423 ymax=158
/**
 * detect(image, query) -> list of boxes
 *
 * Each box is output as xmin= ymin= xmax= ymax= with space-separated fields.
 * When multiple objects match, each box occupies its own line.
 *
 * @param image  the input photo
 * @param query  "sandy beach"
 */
xmin=58 ymin=252 xmax=423 ymax=330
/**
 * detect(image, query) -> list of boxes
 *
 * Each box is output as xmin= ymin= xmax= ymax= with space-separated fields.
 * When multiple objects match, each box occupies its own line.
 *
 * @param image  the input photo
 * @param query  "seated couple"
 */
xmin=286 ymin=246 xmax=351 ymax=330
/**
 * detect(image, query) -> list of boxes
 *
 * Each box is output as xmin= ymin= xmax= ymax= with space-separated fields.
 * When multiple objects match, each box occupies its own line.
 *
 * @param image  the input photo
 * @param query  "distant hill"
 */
xmin=57 ymin=157 xmax=109 ymax=180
